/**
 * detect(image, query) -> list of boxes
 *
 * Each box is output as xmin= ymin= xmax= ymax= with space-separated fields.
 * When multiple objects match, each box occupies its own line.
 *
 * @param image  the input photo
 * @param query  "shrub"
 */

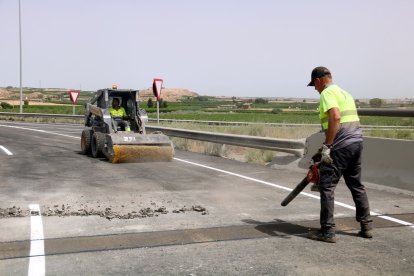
xmin=396 ymin=130 xmax=413 ymax=140
xmin=254 ymin=98 xmax=268 ymax=104
xmin=246 ymin=149 xmax=274 ymax=165
xmin=24 ymin=100 xmax=29 ymax=106
xmin=271 ymin=108 xmax=282 ymax=114
xmin=369 ymin=98 xmax=383 ymax=108
xmin=194 ymin=96 xmax=210 ymax=101
xmin=147 ymin=98 xmax=154 ymax=108
xmin=1 ymin=102 xmax=13 ymax=109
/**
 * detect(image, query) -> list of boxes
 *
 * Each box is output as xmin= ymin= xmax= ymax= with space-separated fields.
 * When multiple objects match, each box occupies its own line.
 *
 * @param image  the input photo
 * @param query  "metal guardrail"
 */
xmin=146 ymin=126 xmax=305 ymax=156
xmin=148 ymin=118 xmax=322 ymax=127
xmin=357 ymin=108 xmax=414 ymax=117
xmin=0 ymin=112 xmax=83 ymax=119
xmin=148 ymin=118 xmax=414 ymax=129
xmin=1 ymin=109 xmax=413 ymax=157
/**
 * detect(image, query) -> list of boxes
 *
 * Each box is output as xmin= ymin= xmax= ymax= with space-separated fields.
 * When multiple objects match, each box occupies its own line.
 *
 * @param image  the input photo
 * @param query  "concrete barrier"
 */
xmin=299 ymin=132 xmax=414 ymax=192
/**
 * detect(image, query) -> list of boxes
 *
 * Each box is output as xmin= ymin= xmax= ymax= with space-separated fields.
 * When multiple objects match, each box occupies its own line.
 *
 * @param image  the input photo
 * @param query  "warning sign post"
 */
xmin=69 ymin=90 xmax=80 ymax=115
xmin=152 ymin=78 xmax=163 ymax=124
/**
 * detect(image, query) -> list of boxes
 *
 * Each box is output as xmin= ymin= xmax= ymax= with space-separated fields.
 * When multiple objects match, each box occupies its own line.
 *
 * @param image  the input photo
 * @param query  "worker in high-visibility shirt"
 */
xmin=307 ymin=66 xmax=372 ymax=243
xmin=109 ymin=98 xmax=131 ymax=131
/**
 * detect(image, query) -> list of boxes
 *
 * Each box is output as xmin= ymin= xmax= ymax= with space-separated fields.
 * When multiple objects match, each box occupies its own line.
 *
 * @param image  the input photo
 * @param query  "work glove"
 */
xmin=320 ymin=144 xmax=333 ymax=164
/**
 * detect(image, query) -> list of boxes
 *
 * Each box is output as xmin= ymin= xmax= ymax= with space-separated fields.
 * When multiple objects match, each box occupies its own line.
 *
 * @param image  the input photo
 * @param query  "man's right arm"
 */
xmin=325 ymin=107 xmax=341 ymax=145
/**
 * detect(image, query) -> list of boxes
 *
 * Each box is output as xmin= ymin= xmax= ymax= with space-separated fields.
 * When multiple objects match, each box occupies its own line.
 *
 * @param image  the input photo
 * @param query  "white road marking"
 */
xmin=1 ymin=123 xmax=412 ymax=229
xmin=174 ymin=157 xmax=414 ymax=229
xmin=0 ymin=145 xmax=13 ymax=155
xmin=28 ymin=204 xmax=45 ymax=276
xmin=0 ymin=124 xmax=79 ymax=139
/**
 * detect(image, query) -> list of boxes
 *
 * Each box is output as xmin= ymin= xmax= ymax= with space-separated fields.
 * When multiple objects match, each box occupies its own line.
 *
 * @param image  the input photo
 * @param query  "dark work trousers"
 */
xmin=113 ymin=118 xmax=130 ymax=131
xmin=318 ymin=141 xmax=372 ymax=231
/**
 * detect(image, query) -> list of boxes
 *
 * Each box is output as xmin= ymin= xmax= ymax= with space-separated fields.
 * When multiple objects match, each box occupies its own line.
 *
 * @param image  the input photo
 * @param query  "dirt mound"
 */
xmin=138 ymin=88 xmax=198 ymax=102
xmin=26 ymin=92 xmax=43 ymax=100
xmin=0 ymin=88 xmax=13 ymax=99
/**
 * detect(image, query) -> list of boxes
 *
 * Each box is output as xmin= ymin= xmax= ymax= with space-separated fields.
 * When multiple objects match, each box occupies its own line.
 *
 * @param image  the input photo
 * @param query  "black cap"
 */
xmin=307 ymin=66 xmax=331 ymax=86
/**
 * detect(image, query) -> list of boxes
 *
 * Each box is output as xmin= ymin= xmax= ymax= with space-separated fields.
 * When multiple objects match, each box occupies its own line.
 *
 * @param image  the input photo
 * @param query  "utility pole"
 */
xmin=18 ymin=0 xmax=23 ymax=113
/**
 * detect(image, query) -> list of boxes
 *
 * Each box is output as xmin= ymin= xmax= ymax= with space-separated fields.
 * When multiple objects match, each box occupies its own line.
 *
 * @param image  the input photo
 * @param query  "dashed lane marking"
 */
xmin=28 ymin=204 xmax=45 ymax=276
xmin=0 ymin=145 xmax=13 ymax=155
xmin=0 ymin=124 xmax=79 ymax=139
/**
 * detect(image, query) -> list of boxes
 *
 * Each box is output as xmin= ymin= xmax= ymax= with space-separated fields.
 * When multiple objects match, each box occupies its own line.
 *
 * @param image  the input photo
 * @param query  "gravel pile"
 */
xmin=0 ymin=206 xmax=25 ymax=218
xmin=173 ymin=205 xmax=207 ymax=215
xmin=0 ymin=204 xmax=208 ymax=220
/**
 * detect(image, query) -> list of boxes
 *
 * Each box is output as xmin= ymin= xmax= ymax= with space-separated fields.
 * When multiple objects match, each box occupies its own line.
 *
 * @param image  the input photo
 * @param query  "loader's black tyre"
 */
xmin=80 ymin=129 xmax=93 ymax=155
xmin=91 ymin=132 xmax=106 ymax=158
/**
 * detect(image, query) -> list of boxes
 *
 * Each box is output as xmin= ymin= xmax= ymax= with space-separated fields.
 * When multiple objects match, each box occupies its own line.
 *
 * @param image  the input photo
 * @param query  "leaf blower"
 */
xmin=281 ymin=153 xmax=321 ymax=207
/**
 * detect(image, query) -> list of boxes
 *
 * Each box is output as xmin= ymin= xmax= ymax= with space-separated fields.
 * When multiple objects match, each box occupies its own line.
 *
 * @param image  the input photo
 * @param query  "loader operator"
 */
xmin=306 ymin=66 xmax=372 ymax=243
xmin=110 ymin=98 xmax=131 ymax=132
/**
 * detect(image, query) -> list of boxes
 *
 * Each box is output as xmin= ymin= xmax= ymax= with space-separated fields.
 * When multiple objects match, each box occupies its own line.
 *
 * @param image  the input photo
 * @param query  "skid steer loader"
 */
xmin=80 ymin=88 xmax=174 ymax=163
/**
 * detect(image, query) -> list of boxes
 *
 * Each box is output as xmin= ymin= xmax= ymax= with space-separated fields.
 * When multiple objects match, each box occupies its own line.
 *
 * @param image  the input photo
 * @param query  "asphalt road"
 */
xmin=0 ymin=121 xmax=413 ymax=275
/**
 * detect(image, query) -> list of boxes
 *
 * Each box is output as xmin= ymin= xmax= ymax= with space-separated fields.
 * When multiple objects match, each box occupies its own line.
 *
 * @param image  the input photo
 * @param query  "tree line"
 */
xmin=147 ymin=98 xmax=168 ymax=108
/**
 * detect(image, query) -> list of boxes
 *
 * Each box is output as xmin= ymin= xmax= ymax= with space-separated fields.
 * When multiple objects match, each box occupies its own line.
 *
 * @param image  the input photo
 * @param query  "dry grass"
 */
xmin=158 ymin=121 xmax=320 ymax=139
xmin=171 ymin=137 xmax=276 ymax=165
xmin=364 ymin=129 xmax=414 ymax=140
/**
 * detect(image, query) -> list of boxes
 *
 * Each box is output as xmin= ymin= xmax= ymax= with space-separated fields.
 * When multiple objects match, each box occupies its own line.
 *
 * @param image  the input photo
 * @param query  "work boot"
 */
xmin=308 ymin=229 xmax=337 ymax=243
xmin=359 ymin=223 xmax=373 ymax=239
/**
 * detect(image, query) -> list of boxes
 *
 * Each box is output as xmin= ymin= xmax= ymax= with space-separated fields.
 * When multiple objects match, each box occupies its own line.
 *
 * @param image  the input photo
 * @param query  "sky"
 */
xmin=0 ymin=0 xmax=413 ymax=99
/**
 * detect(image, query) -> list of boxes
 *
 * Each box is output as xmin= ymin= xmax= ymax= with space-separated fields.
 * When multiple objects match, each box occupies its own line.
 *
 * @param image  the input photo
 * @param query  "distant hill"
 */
xmin=138 ymin=88 xmax=198 ymax=102
xmin=0 ymin=87 xmax=199 ymax=103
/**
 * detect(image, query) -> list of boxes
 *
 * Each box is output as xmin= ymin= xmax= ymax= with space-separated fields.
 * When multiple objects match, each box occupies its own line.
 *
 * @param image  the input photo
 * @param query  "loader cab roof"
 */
xmin=94 ymin=89 xmax=139 ymax=109
xmin=97 ymin=88 xmax=138 ymax=97
xmin=95 ymin=89 xmax=139 ymax=100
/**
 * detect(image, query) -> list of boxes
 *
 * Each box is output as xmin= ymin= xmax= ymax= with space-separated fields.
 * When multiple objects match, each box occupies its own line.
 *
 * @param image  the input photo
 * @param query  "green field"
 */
xmin=0 ymin=105 xmax=85 ymax=115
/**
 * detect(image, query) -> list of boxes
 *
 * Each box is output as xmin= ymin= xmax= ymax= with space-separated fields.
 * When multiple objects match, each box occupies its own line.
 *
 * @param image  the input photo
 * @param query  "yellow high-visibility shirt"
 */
xmin=319 ymin=84 xmax=359 ymax=130
xmin=109 ymin=106 xmax=127 ymax=117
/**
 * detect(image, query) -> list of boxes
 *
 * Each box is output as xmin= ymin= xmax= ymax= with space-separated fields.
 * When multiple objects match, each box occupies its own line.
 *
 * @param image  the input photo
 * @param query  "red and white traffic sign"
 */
xmin=152 ymin=78 xmax=163 ymax=101
xmin=69 ymin=90 xmax=80 ymax=104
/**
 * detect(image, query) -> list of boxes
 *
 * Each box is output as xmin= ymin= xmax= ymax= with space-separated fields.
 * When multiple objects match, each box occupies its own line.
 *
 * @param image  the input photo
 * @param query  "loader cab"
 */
xmin=86 ymin=88 xmax=146 ymax=134
xmin=108 ymin=93 xmax=137 ymax=118
xmin=95 ymin=89 xmax=137 ymax=116
xmin=105 ymin=89 xmax=139 ymax=132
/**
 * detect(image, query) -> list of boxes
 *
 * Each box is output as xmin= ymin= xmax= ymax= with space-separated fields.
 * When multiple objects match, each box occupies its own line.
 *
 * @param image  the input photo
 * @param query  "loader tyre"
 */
xmin=91 ymin=132 xmax=106 ymax=158
xmin=81 ymin=129 xmax=93 ymax=155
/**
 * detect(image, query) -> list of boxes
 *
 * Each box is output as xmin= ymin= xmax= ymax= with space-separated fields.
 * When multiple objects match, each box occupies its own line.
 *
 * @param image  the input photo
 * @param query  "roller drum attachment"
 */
xmin=104 ymin=132 xmax=175 ymax=163
xmin=110 ymin=144 xmax=174 ymax=163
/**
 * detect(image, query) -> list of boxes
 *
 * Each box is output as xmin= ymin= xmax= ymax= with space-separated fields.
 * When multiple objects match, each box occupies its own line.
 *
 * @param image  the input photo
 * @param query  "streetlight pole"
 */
xmin=18 ymin=0 xmax=23 ymax=113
